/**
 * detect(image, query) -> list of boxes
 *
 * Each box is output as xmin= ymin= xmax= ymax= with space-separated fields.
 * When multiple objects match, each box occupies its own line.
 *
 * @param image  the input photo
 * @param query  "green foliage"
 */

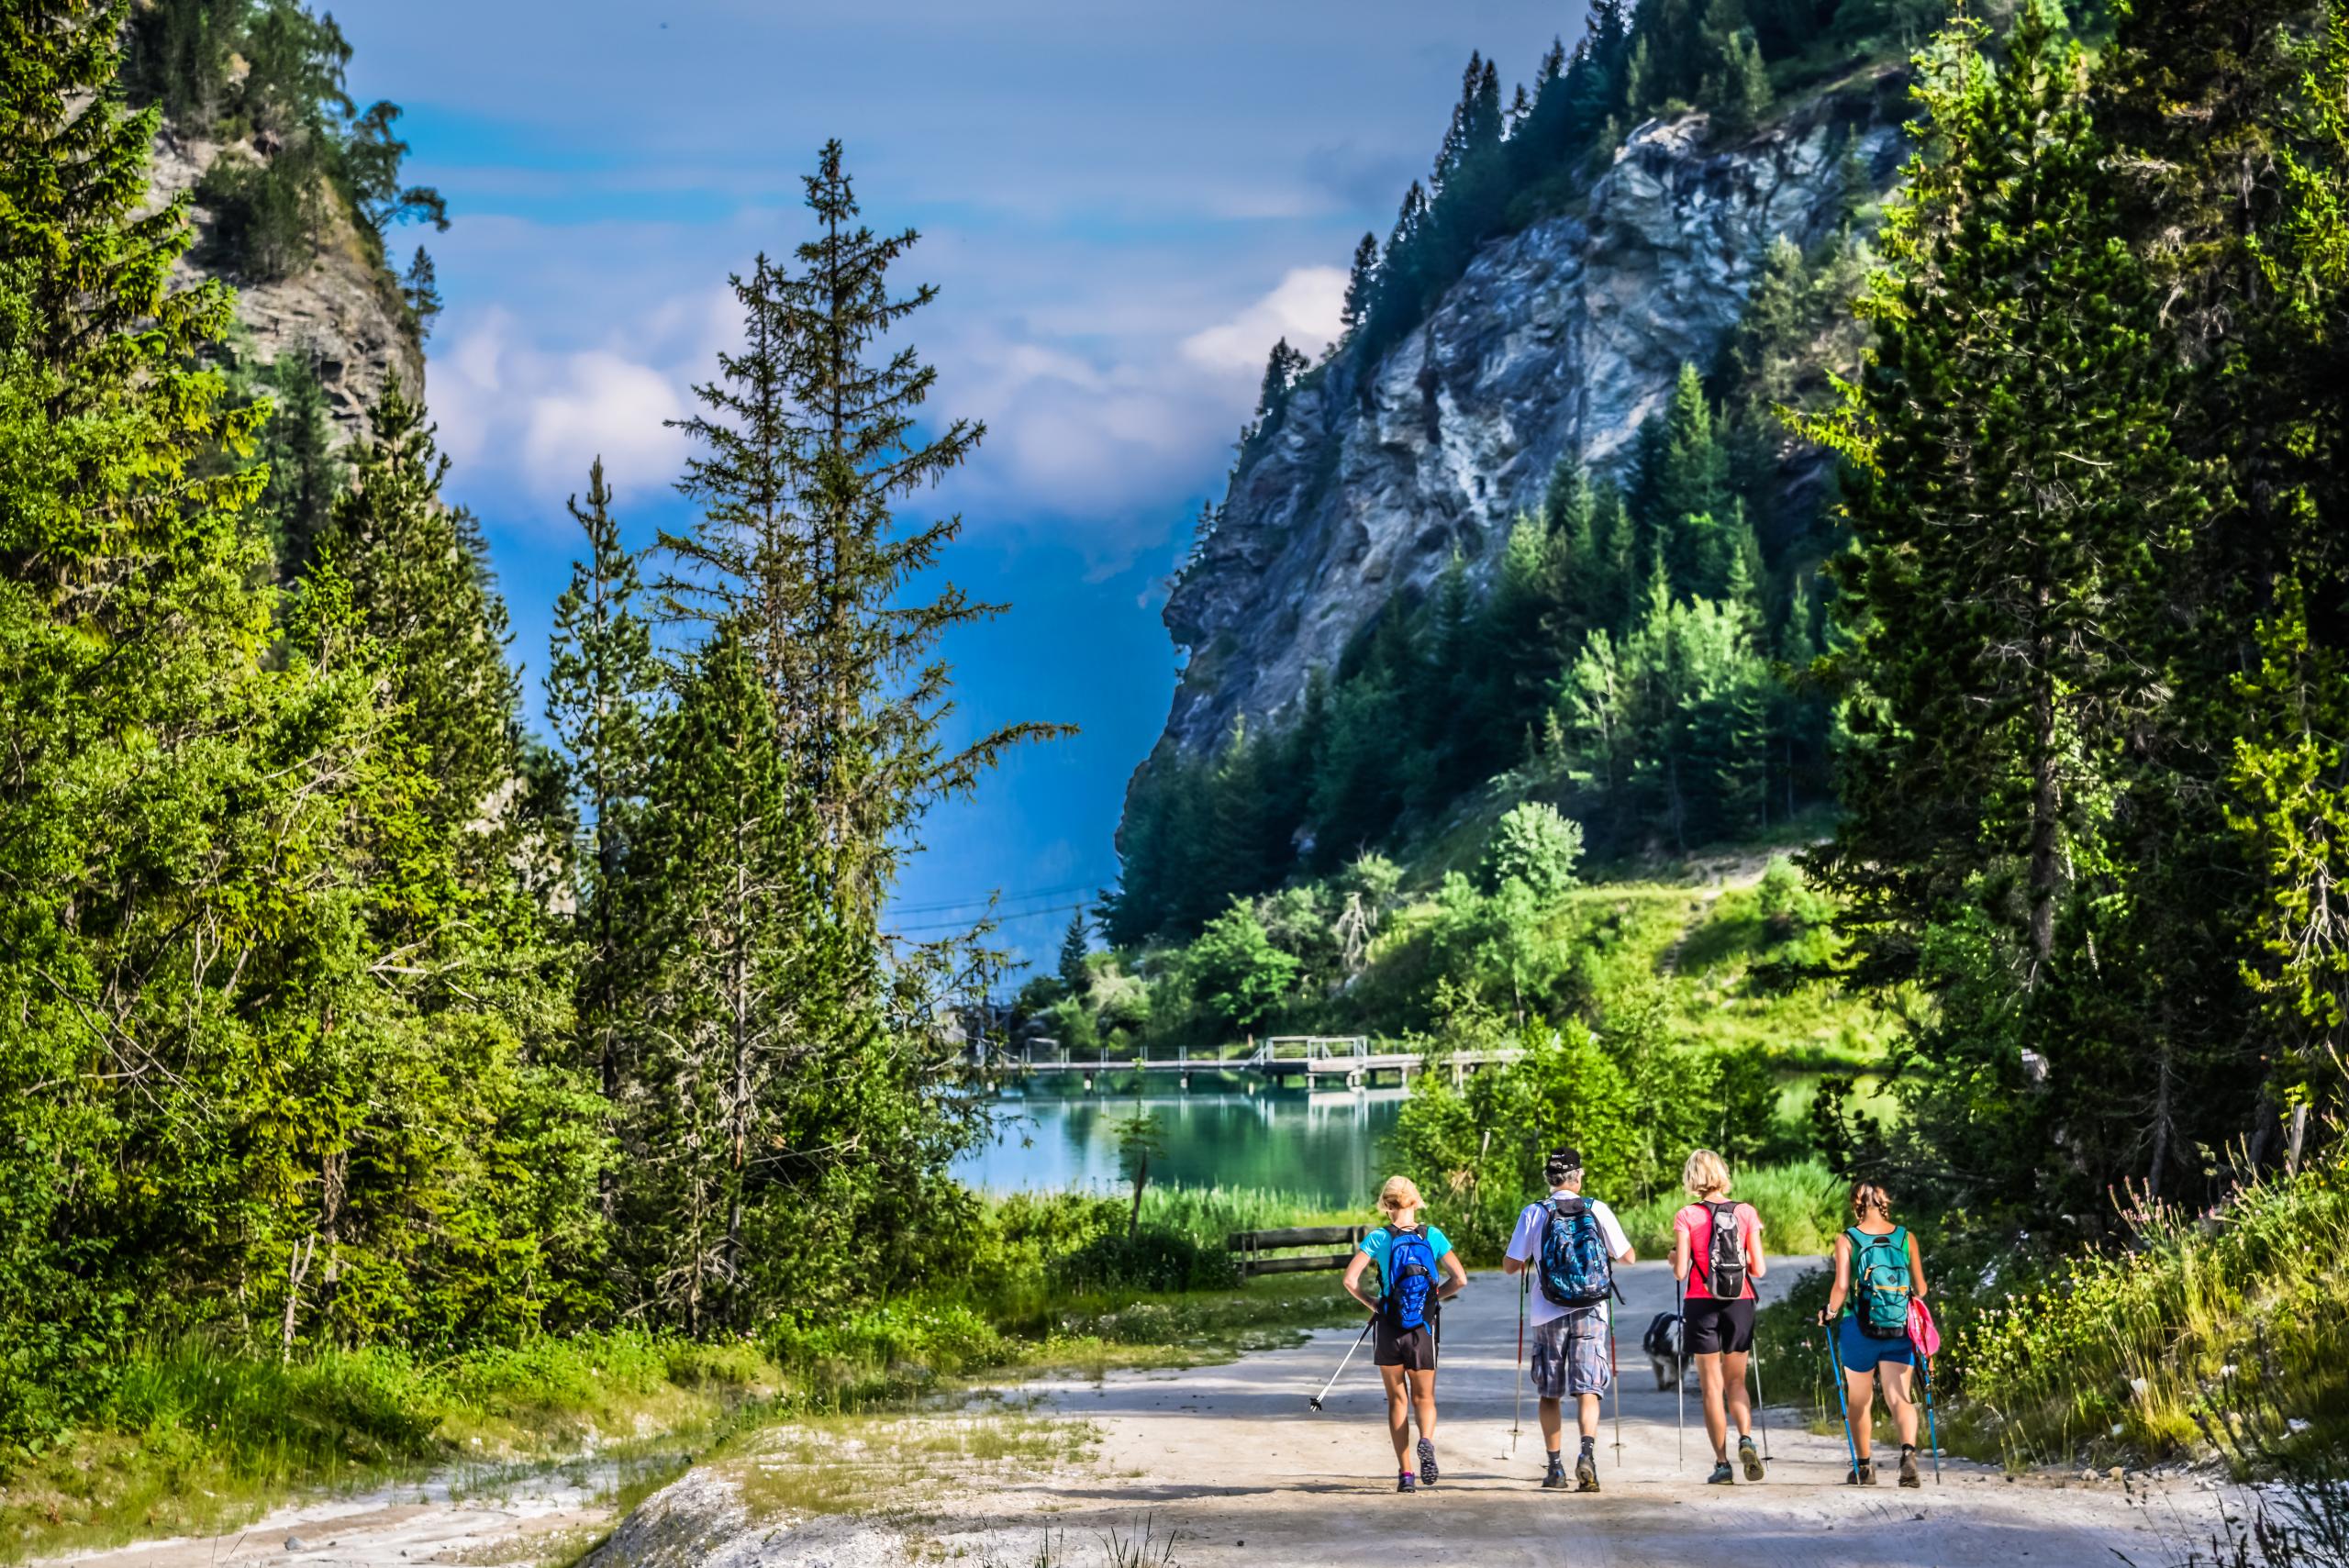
xmin=1045 ymin=1227 xmax=1238 ymax=1296
xmin=1798 ymin=0 xmax=2349 ymax=1223
xmin=1186 ymin=902 xmax=1300 ymax=1033
xmin=1954 ymin=1163 xmax=2349 ymax=1469
xmin=129 ymin=0 xmax=447 ymax=281
xmin=1116 ymin=355 xmax=1836 ymax=946
xmin=1481 ymin=800 xmax=1585 ymax=899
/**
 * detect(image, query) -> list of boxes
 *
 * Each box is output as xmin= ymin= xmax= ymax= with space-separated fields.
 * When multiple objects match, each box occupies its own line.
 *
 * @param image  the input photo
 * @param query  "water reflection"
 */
xmin=954 ymin=1073 xmax=1404 ymax=1205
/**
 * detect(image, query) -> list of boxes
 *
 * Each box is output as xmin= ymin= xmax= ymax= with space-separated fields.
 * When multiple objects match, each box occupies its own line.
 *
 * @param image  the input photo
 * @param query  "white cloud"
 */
xmin=1179 ymin=265 xmax=1348 ymax=374
xmin=429 ymin=305 xmax=702 ymax=513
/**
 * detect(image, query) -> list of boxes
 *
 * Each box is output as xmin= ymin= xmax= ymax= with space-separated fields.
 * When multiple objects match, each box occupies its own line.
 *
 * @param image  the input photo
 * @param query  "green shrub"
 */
xmin=1046 ymin=1225 xmax=1239 ymax=1295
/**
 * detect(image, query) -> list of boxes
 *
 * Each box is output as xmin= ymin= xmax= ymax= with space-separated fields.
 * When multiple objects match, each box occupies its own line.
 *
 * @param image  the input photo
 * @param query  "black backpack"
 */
xmin=1701 ymin=1201 xmax=1749 ymax=1298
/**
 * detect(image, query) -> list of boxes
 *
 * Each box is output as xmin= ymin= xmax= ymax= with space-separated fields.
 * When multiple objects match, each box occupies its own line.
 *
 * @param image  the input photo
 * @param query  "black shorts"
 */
xmin=1375 ymin=1316 xmax=1438 ymax=1371
xmin=1683 ymin=1296 xmax=1755 ymax=1356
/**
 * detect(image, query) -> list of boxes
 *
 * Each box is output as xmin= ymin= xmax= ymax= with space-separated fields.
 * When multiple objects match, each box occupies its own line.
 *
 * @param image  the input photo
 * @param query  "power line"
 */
xmin=887 ymin=878 xmax=1102 ymax=917
xmin=888 ymin=900 xmax=1090 ymax=936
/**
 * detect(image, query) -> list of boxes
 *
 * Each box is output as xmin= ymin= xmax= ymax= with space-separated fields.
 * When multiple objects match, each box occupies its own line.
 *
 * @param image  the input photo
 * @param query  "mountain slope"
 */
xmin=1157 ymin=76 xmax=1905 ymax=765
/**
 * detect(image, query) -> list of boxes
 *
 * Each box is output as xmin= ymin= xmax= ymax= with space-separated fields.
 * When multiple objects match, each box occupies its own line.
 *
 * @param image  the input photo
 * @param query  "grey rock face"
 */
xmin=148 ymin=124 xmax=427 ymax=444
xmin=1153 ymin=93 xmax=1904 ymax=770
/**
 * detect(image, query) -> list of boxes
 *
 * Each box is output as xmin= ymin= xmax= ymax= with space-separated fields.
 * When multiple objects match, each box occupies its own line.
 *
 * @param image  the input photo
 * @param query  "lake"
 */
xmin=954 ymin=1073 xmax=1404 ymax=1205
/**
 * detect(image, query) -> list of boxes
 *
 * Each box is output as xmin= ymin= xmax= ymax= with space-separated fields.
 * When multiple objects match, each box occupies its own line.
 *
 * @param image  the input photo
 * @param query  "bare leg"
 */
xmin=1381 ymin=1364 xmax=1410 ymax=1467
xmin=1408 ymin=1367 xmax=1439 ymax=1447
xmin=1879 ymin=1363 xmax=1920 ymax=1447
xmin=1539 ymin=1396 xmax=1564 ymax=1455
xmin=1844 ymin=1367 xmax=1877 ymax=1462
xmin=1697 ymin=1353 xmax=1730 ymax=1460
xmin=1577 ymin=1392 xmax=1602 ymax=1440
xmin=1721 ymin=1349 xmax=1754 ymax=1440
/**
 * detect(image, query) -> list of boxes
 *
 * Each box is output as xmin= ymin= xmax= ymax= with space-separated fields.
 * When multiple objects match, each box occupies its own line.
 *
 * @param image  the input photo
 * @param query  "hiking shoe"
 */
xmin=1848 ymin=1458 xmax=1876 ymax=1486
xmin=1397 ymin=1470 xmax=1416 ymax=1493
xmin=1898 ymin=1447 xmax=1920 ymax=1488
xmin=1575 ymin=1450 xmax=1600 ymax=1492
xmin=1740 ymin=1437 xmax=1765 ymax=1482
xmin=1707 ymin=1461 xmax=1735 ymax=1485
xmin=1542 ymin=1460 xmax=1569 ymax=1490
xmin=1417 ymin=1438 xmax=1439 ymax=1487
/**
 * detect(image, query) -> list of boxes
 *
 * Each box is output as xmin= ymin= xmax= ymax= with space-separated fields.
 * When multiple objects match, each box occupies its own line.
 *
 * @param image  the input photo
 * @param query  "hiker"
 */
xmin=1502 ymin=1145 xmax=1635 ymax=1492
xmin=1671 ymin=1148 xmax=1769 ymax=1484
xmin=1341 ymin=1174 xmax=1468 ymax=1493
xmin=1818 ymin=1179 xmax=1929 ymax=1487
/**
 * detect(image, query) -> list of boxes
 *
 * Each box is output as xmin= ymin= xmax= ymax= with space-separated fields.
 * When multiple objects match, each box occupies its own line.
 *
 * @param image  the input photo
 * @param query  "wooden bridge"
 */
xmin=976 ymin=1035 xmax=1523 ymax=1090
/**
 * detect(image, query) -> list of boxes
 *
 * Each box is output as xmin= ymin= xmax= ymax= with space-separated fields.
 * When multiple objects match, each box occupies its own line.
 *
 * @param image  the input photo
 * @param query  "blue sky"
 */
xmin=334 ymin=0 xmax=1588 ymax=969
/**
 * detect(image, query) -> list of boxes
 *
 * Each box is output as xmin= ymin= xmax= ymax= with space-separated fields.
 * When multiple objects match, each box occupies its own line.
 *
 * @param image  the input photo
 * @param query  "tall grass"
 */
xmin=1612 ymin=1160 xmax=1846 ymax=1257
xmin=1956 ymin=1163 xmax=2349 ymax=1471
xmin=1135 ymin=1184 xmax=1359 ymax=1243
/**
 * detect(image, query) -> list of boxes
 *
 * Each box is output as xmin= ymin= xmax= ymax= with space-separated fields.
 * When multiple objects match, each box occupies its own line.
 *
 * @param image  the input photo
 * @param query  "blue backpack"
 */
xmin=1381 ymin=1225 xmax=1439 ymax=1330
xmin=1538 ymin=1195 xmax=1617 ymax=1308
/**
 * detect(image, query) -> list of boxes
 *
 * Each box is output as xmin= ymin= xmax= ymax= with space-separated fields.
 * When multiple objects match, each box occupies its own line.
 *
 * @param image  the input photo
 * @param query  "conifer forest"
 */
xmin=6 ymin=0 xmax=2349 ymax=1556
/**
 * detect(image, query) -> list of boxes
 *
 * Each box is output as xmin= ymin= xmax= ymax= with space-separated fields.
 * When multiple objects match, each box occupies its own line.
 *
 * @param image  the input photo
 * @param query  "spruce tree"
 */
xmin=319 ymin=382 xmax=523 ymax=839
xmin=1341 ymin=232 xmax=1378 ymax=331
xmin=252 ymin=344 xmax=346 ymax=581
xmin=1803 ymin=1 xmax=2217 ymax=1209
xmin=546 ymin=458 xmax=662 ymax=1115
xmin=1058 ymin=906 xmax=1091 ymax=995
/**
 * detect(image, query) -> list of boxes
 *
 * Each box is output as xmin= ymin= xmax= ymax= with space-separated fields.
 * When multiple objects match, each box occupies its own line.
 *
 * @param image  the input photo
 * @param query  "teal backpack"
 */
xmin=1849 ymin=1226 xmax=1913 ymax=1340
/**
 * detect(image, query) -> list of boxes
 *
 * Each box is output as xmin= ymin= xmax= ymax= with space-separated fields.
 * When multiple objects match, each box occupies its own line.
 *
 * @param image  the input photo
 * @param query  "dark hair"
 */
xmin=1545 ymin=1147 xmax=1584 ymax=1185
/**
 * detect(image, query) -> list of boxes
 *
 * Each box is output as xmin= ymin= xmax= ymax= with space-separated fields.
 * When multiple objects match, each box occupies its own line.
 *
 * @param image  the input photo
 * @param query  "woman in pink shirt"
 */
xmin=1670 ymin=1149 xmax=1768 ymax=1484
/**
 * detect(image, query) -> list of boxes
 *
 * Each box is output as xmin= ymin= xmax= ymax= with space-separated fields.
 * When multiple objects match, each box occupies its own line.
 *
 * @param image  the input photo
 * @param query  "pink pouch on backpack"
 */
xmin=1908 ymin=1297 xmax=1941 ymax=1359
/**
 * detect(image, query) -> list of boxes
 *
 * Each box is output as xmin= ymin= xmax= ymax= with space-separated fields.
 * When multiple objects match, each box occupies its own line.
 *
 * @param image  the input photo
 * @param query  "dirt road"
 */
xmin=974 ymin=1260 xmax=2209 ymax=1568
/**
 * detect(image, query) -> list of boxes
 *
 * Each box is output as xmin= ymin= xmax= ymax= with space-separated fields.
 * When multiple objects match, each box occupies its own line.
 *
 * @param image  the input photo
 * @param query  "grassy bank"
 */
xmin=0 ymin=1184 xmax=1358 ymax=1562
xmin=1748 ymin=1162 xmax=2349 ymax=1478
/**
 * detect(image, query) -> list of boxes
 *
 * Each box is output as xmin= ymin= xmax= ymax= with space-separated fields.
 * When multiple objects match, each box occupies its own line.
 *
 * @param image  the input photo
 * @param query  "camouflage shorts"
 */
xmin=1530 ymin=1307 xmax=1610 ymax=1399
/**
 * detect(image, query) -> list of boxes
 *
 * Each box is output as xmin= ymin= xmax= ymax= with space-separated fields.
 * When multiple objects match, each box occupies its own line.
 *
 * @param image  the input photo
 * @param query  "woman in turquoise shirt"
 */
xmin=1341 ymin=1174 xmax=1469 ymax=1492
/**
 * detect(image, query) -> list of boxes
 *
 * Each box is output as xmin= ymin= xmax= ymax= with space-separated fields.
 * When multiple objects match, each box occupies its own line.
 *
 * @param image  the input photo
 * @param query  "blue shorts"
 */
xmin=1837 ymin=1315 xmax=1915 ymax=1373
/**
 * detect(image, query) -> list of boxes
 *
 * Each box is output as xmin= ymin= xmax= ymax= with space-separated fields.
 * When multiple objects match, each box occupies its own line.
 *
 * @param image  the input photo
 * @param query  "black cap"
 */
xmin=1545 ymin=1147 xmax=1583 ymax=1184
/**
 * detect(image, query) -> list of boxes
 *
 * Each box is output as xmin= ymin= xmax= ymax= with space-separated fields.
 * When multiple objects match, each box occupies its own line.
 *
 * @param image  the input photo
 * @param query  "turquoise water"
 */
xmin=954 ymin=1073 xmax=1404 ymax=1205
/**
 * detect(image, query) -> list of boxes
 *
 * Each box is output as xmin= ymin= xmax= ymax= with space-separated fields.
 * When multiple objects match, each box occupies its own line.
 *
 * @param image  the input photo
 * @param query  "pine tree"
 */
xmin=645 ymin=142 xmax=1065 ymax=1324
xmin=1254 ymin=337 xmax=1309 ymax=426
xmin=620 ymin=628 xmax=813 ymax=1331
xmin=400 ymin=244 xmax=442 ymax=343
xmin=1341 ymin=232 xmax=1378 ymax=331
xmin=320 ymin=382 xmax=523 ymax=837
xmin=1645 ymin=363 xmax=1730 ymax=594
xmin=252 ymin=344 xmax=346 ymax=581
xmin=1057 ymin=906 xmax=1091 ymax=995
xmin=546 ymin=458 xmax=662 ymax=1118
xmin=1803 ymin=1 xmax=2218 ymax=1210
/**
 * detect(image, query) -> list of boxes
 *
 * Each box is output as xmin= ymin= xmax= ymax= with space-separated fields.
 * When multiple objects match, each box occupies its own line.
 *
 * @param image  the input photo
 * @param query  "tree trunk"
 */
xmin=1128 ymin=1155 xmax=1148 ymax=1240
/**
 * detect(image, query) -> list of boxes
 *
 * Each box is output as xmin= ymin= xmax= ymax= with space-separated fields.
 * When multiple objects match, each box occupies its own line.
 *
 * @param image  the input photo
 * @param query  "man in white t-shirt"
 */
xmin=1502 ymin=1145 xmax=1635 ymax=1492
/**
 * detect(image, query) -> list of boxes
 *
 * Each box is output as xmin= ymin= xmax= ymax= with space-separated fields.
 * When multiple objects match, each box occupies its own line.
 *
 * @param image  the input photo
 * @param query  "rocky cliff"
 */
xmin=148 ymin=123 xmax=425 ymax=441
xmin=1152 ymin=77 xmax=1907 ymax=768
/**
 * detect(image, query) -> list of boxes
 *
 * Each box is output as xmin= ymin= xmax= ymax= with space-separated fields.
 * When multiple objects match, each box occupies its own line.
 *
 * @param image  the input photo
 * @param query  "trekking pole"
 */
xmin=1675 ymin=1273 xmax=1687 ymax=1465
xmin=1609 ymin=1299 xmax=1623 ymax=1468
xmin=1511 ymin=1268 xmax=1527 ymax=1457
xmin=1308 ymin=1316 xmax=1375 ymax=1411
xmin=1822 ymin=1328 xmax=1859 ymax=1480
xmin=1920 ymin=1353 xmax=1943 ymax=1485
